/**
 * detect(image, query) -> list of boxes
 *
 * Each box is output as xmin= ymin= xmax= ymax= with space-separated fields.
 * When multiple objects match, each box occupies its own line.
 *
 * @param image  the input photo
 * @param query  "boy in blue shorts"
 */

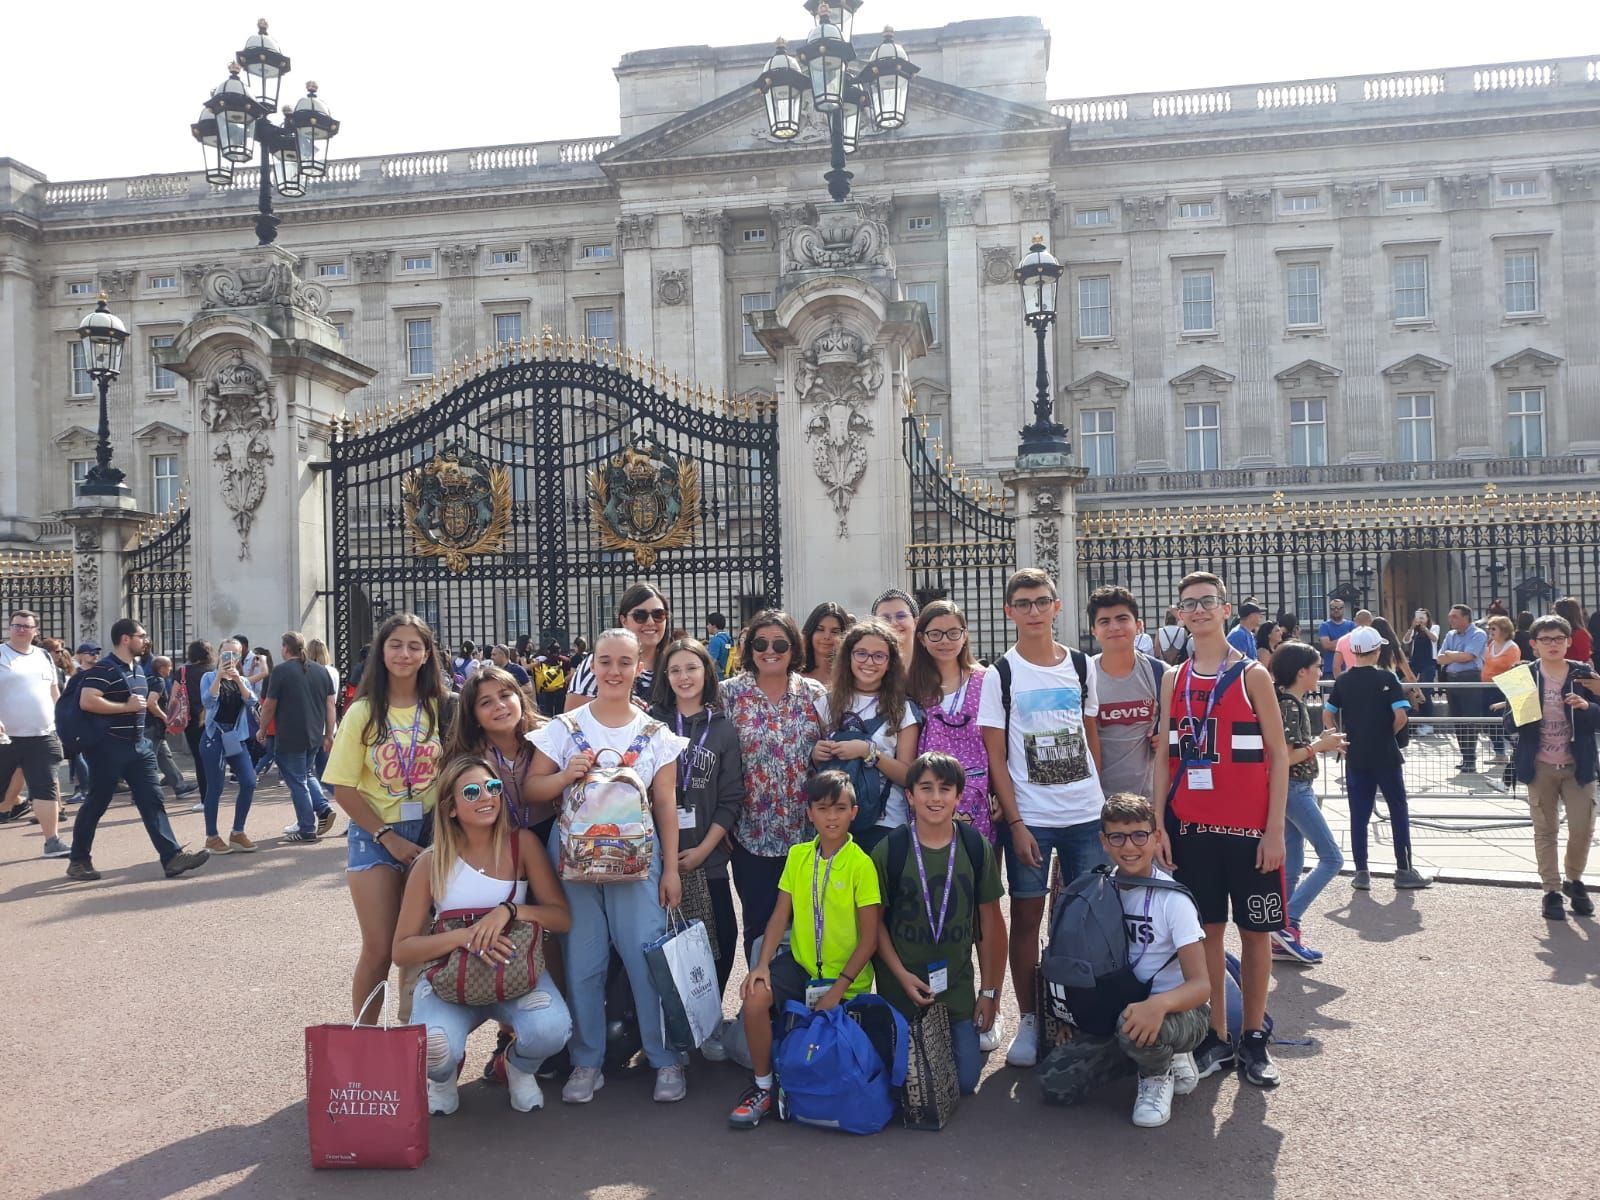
xmin=728 ymin=771 xmax=882 ymax=1129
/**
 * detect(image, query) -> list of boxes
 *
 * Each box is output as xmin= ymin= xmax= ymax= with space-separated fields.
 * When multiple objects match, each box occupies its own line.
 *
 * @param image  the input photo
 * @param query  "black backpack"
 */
xmin=1039 ymin=864 xmax=1195 ymax=1037
xmin=55 ymin=670 xmax=104 ymax=758
xmin=994 ymin=646 xmax=1090 ymax=742
xmin=883 ymin=822 xmax=991 ymax=941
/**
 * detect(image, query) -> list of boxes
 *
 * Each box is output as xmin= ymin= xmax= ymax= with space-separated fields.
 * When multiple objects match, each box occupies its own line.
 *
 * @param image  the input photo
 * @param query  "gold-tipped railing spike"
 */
xmin=541 ymin=325 xmax=556 ymax=355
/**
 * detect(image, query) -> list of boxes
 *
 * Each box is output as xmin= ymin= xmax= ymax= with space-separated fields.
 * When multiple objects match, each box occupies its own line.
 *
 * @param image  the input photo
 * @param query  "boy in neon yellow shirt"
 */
xmin=727 ymin=771 xmax=882 ymax=1129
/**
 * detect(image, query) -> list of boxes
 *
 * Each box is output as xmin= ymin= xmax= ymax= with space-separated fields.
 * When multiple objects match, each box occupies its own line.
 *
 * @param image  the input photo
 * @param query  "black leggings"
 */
xmin=730 ymin=843 xmax=788 ymax=970
xmin=707 ymin=875 xmax=739 ymax=997
xmin=184 ymin=724 xmax=208 ymax=799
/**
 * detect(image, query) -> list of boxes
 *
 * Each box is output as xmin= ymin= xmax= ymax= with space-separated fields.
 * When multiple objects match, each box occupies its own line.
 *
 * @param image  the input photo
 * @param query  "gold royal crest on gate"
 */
xmin=588 ymin=433 xmax=700 ymax=568
xmin=402 ymin=442 xmax=512 ymax=574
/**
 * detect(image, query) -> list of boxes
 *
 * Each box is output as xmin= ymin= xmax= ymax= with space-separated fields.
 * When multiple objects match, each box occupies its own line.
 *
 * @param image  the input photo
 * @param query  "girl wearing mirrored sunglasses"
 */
xmin=908 ymin=601 xmax=995 ymax=843
xmin=565 ymin=583 xmax=671 ymax=713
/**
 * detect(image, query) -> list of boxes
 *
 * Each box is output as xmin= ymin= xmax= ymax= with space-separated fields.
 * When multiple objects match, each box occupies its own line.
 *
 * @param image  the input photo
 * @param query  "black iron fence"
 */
xmin=124 ymin=508 xmax=193 ymax=658
xmin=0 ymin=550 xmax=75 ymax=644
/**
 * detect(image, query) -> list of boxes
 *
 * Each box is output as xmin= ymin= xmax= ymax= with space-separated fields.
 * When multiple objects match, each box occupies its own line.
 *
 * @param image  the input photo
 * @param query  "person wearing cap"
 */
xmin=1226 ymin=601 xmax=1266 ymax=661
xmin=1323 ymin=625 xmax=1430 ymax=891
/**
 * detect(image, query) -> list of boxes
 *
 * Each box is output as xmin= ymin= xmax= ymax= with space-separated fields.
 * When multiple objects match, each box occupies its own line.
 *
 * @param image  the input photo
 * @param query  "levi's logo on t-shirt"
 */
xmin=1099 ymin=698 xmax=1156 ymax=727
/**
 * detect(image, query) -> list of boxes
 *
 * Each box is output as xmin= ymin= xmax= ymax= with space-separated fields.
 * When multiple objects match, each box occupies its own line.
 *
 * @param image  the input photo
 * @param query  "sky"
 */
xmin=2 ymin=0 xmax=1590 ymax=181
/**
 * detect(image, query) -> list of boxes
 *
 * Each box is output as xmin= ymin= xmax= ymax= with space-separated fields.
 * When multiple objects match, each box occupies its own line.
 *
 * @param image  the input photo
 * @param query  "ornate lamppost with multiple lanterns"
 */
xmin=192 ymin=19 xmax=339 ymax=246
xmin=753 ymin=1 xmax=918 ymax=202
xmin=74 ymin=296 xmax=131 ymax=499
xmin=1014 ymin=234 xmax=1070 ymax=461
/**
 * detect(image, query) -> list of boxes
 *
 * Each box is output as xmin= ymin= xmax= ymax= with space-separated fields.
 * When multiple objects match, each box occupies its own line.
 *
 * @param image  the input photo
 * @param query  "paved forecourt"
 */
xmin=4 ymin=780 xmax=1594 ymax=1200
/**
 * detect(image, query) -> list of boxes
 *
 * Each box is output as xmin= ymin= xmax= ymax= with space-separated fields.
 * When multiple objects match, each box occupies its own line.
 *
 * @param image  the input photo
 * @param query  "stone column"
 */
xmin=0 ymin=250 xmax=42 ymax=543
xmin=1333 ymin=183 xmax=1382 ymax=461
xmin=161 ymin=245 xmax=375 ymax=642
xmin=62 ymin=507 xmax=146 ymax=648
xmin=530 ymin=238 xmax=570 ymax=335
xmin=352 ymin=249 xmax=391 ymax=382
xmin=941 ymin=191 xmax=983 ymax=465
xmin=1443 ymin=175 xmax=1492 ymax=456
xmin=1001 ymin=463 xmax=1089 ymax=641
xmin=1556 ymin=166 xmax=1600 ymax=451
xmin=685 ymin=209 xmax=730 ymax=386
xmin=1125 ymin=197 xmax=1171 ymax=471
xmin=618 ymin=213 xmax=657 ymax=356
xmin=442 ymin=243 xmax=480 ymax=364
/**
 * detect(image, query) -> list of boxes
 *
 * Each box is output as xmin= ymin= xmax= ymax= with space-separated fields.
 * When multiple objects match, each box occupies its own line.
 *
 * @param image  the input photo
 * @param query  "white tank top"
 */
xmin=435 ymin=853 xmax=528 ymax=911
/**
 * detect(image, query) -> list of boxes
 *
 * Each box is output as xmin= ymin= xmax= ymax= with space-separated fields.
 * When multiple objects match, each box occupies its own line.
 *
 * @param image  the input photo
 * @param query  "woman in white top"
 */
xmin=813 ymin=617 xmax=921 ymax=853
xmin=392 ymin=755 xmax=572 ymax=1116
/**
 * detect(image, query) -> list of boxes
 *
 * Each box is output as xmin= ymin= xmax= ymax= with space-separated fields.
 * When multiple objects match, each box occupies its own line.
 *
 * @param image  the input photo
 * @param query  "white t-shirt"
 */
xmin=1133 ymin=632 xmax=1155 ymax=656
xmin=1119 ymin=866 xmax=1205 ymax=995
xmin=0 ymin=644 xmax=59 ymax=736
xmin=977 ymin=646 xmax=1102 ymax=827
xmin=845 ymin=692 xmax=920 ymax=829
xmin=1157 ymin=625 xmax=1191 ymax=659
xmin=528 ymin=706 xmax=689 ymax=845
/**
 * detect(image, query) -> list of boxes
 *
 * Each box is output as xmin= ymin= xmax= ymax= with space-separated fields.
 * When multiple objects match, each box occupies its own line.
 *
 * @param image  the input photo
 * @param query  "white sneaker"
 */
xmin=562 ymin=1066 xmax=604 ymax=1104
xmin=978 ymin=1011 xmax=1006 ymax=1054
xmin=653 ymin=1064 xmax=687 ymax=1103
xmin=426 ymin=1074 xmax=459 ymax=1116
xmin=506 ymin=1059 xmax=545 ymax=1113
xmin=1132 ymin=1071 xmax=1175 ymax=1128
xmin=1171 ymin=1051 xmax=1199 ymax=1096
xmin=1005 ymin=1013 xmax=1040 ymax=1068
xmin=701 ymin=1029 xmax=727 ymax=1062
xmin=188 ymin=801 xmax=205 ymax=813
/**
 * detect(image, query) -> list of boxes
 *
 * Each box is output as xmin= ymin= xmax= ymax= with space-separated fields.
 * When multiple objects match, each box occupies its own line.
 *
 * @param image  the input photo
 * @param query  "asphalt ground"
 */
xmin=3 ymin=783 xmax=1595 ymax=1200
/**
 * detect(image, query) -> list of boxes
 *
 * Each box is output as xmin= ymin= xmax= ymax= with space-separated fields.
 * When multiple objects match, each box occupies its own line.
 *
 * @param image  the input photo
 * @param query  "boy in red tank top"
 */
xmin=1152 ymin=572 xmax=1288 ymax=1088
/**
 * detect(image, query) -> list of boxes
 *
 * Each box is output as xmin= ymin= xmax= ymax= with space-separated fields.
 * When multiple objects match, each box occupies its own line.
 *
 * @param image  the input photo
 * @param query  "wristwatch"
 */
xmin=978 ymin=987 xmax=999 ymax=1000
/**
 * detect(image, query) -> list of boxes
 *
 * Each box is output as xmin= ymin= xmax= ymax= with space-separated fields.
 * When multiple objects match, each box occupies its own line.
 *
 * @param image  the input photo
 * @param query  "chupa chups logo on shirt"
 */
xmin=326 ymin=1082 xmax=403 ymax=1118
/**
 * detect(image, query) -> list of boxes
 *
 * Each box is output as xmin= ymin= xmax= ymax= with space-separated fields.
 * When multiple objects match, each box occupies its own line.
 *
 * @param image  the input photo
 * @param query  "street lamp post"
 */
xmin=192 ymin=20 xmax=340 ymax=247
xmin=76 ymin=296 xmax=131 ymax=499
xmin=1014 ymin=234 xmax=1070 ymax=460
xmin=753 ymin=2 xmax=918 ymax=202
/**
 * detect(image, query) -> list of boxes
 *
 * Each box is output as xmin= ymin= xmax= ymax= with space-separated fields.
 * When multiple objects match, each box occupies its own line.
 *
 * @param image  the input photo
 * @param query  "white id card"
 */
xmin=677 ymin=807 xmax=697 ymax=830
xmin=1185 ymin=767 xmax=1214 ymax=791
xmin=399 ymin=800 xmax=425 ymax=822
xmin=805 ymin=978 xmax=836 ymax=1008
xmin=927 ymin=960 xmax=949 ymax=995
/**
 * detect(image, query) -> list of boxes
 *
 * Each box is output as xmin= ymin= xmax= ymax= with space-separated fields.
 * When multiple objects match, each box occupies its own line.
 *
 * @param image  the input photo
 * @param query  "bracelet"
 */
xmin=839 ymin=971 xmax=856 ymax=984
xmin=374 ymin=824 xmax=394 ymax=842
xmin=1009 ymin=818 xmax=1026 ymax=828
xmin=501 ymin=900 xmax=518 ymax=922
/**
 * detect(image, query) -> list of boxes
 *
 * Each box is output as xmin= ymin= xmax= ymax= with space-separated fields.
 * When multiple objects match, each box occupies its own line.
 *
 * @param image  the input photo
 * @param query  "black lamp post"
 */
xmin=754 ymin=2 xmax=918 ymax=203
xmin=192 ymin=20 xmax=340 ymax=247
xmin=1014 ymin=234 xmax=1070 ymax=460
xmin=76 ymin=296 xmax=131 ymax=499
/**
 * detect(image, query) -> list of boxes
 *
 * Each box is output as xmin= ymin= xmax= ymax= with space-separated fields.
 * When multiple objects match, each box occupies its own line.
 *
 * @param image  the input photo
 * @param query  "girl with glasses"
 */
xmin=800 ymin=602 xmax=851 ymax=688
xmin=814 ymin=619 xmax=921 ymax=852
xmin=720 ymin=609 xmax=830 ymax=965
xmin=907 ymin=601 xmax=995 ymax=843
xmin=565 ymin=583 xmax=671 ymax=712
xmin=392 ymin=755 xmax=573 ymax=1117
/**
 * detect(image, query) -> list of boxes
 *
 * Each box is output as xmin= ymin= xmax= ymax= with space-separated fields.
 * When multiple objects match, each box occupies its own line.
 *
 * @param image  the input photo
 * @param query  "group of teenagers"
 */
xmin=317 ymin=567 xmax=1599 ymax=1133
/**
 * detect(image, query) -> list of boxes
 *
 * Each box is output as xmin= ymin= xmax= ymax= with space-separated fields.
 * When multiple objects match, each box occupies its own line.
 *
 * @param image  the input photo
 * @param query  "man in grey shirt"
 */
xmin=1087 ymin=586 xmax=1167 ymax=798
xmin=260 ymin=631 xmax=337 ymax=841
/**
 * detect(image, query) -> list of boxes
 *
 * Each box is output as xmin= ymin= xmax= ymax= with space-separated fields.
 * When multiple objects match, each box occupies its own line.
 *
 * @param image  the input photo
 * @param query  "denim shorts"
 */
xmin=346 ymin=816 xmax=432 ymax=873
xmin=1001 ymin=818 xmax=1107 ymax=899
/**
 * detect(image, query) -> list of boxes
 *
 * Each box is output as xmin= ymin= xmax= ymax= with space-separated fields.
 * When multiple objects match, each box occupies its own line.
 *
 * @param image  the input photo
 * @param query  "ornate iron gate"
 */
xmin=1077 ymin=486 xmax=1600 ymax=632
xmin=326 ymin=338 xmax=781 ymax=670
xmin=0 ymin=550 xmax=75 ymax=644
xmin=903 ymin=414 xmax=1016 ymax=663
xmin=124 ymin=508 xmax=194 ymax=657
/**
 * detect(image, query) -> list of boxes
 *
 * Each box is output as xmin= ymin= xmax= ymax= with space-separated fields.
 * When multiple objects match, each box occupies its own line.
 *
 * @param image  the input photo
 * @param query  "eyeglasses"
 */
xmin=1176 ymin=596 xmax=1223 ymax=613
xmin=8 ymin=622 xmax=37 ymax=631
xmin=922 ymin=628 xmax=967 ymax=644
xmin=459 ymin=779 xmax=504 ymax=801
xmin=629 ymin=608 xmax=669 ymax=624
xmin=878 ymin=610 xmax=913 ymax=624
xmin=1104 ymin=830 xmax=1154 ymax=847
xmin=852 ymin=649 xmax=890 ymax=665
xmin=750 ymin=637 xmax=790 ymax=654
xmin=1007 ymin=597 xmax=1058 ymax=614
xmin=1534 ymin=635 xmax=1570 ymax=645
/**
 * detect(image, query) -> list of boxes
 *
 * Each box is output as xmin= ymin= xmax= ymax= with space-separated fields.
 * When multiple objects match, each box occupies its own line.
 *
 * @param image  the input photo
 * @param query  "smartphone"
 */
xmin=1414 ymin=610 xmax=1427 ymax=622
xmin=221 ymin=650 xmax=237 ymax=666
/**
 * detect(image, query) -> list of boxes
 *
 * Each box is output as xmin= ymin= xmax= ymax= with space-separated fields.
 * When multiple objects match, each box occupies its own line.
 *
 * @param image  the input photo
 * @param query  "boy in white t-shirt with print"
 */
xmin=1036 ymin=793 xmax=1211 ymax=1128
xmin=979 ymin=568 xmax=1105 ymax=1068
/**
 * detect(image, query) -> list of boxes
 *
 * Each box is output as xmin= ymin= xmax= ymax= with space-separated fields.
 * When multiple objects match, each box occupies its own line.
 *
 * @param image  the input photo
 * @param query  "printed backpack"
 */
xmin=165 ymin=667 xmax=191 ymax=735
xmin=556 ymin=715 xmax=661 ymax=884
xmin=534 ymin=661 xmax=567 ymax=694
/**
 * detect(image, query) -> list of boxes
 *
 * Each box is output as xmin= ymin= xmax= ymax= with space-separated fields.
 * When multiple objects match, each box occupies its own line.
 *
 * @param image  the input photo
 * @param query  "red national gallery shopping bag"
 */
xmin=305 ymin=983 xmax=430 ymax=1170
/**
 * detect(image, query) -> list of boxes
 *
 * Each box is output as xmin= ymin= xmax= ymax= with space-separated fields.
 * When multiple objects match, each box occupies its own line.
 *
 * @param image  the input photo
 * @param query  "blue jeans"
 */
xmin=1002 ymin=819 xmax=1108 ymax=899
xmin=71 ymin=738 xmax=182 ymax=866
xmin=1347 ymin=765 xmax=1414 ymax=872
xmin=412 ymin=976 xmax=572 ymax=1080
xmin=1283 ymin=779 xmax=1345 ymax=923
xmin=550 ymin=830 xmax=674 ymax=1069
xmin=952 ymin=1016 xmax=981 ymax=1095
xmin=200 ymin=729 xmax=257 ymax=838
xmin=276 ymin=748 xmax=330 ymax=835
xmin=346 ymin=816 xmax=431 ymax=872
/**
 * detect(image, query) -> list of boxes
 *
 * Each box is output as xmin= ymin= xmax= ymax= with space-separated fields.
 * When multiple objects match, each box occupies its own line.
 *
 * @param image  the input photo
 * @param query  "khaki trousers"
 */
xmin=1526 ymin=760 xmax=1596 ymax=892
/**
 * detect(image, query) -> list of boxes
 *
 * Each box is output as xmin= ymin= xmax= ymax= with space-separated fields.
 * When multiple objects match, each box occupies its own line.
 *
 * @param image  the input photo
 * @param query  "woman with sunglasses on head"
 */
xmin=907 ymin=601 xmax=994 ymax=842
xmin=564 ymin=584 xmax=670 ymax=712
xmin=720 ymin=609 xmax=831 ymax=964
xmin=799 ymin=602 xmax=851 ymax=688
xmin=649 ymin=638 xmax=745 ymax=1001
xmin=871 ymin=588 xmax=919 ymax=669
xmin=393 ymin=756 xmax=572 ymax=1116
xmin=814 ymin=618 xmax=921 ymax=853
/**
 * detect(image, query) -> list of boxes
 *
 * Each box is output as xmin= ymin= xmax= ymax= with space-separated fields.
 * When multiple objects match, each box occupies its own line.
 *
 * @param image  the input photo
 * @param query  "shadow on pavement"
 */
xmin=1535 ymin=918 xmax=1600 ymax=988
xmin=1320 ymin=888 xmax=1424 ymax=944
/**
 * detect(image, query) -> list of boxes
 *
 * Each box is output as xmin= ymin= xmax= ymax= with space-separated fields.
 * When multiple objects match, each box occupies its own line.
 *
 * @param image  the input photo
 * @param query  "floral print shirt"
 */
xmin=722 ymin=672 xmax=830 ymax=857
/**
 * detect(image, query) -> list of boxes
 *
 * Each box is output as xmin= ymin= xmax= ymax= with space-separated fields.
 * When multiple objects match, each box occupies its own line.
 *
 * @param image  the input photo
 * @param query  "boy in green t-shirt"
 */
xmin=727 ymin=771 xmax=882 ymax=1130
xmin=872 ymin=752 xmax=1007 ymax=1095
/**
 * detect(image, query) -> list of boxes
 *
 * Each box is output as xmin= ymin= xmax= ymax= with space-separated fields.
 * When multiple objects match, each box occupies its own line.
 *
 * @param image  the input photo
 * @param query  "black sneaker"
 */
xmin=0 ymin=801 xmax=32 ymax=825
xmin=66 ymin=858 xmax=101 ymax=881
xmin=1563 ymin=880 xmax=1594 ymax=918
xmin=1543 ymin=890 xmax=1566 ymax=920
xmin=283 ymin=830 xmax=319 ymax=844
xmin=316 ymin=809 xmax=339 ymax=838
xmin=1238 ymin=1029 xmax=1280 ymax=1088
xmin=1192 ymin=1029 xmax=1234 ymax=1079
xmin=163 ymin=848 xmax=211 ymax=878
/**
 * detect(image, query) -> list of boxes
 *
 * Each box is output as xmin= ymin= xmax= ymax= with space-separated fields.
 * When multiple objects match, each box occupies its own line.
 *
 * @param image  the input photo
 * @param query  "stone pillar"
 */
xmin=941 ymin=192 xmax=984 ymax=467
xmin=442 ymin=243 xmax=480 ymax=364
xmin=685 ymin=209 xmax=730 ymax=386
xmin=1443 ymin=175 xmax=1492 ymax=456
xmin=1556 ymin=166 xmax=1600 ymax=451
xmin=1002 ymin=463 xmax=1089 ymax=642
xmin=618 ymin=213 xmax=657 ymax=357
xmin=0 ymin=250 xmax=42 ymax=544
xmin=530 ymin=238 xmax=570 ymax=335
xmin=161 ymin=245 xmax=375 ymax=643
xmin=62 ymin=507 xmax=146 ymax=648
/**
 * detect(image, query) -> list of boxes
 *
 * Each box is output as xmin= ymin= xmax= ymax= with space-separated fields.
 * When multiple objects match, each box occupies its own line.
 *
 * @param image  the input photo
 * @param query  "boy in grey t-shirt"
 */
xmin=1088 ymin=587 xmax=1166 ymax=799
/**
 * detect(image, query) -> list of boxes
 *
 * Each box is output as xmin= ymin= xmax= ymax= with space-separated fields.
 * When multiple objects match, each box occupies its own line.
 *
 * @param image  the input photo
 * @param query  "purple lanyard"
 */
xmin=910 ymin=831 xmax=957 ymax=943
xmin=942 ymin=672 xmax=970 ymax=717
xmin=386 ymin=707 xmax=425 ymax=798
xmin=810 ymin=841 xmax=839 ymax=974
xmin=1181 ymin=657 xmax=1234 ymax=760
xmin=676 ymin=709 xmax=714 ymax=794
xmin=489 ymin=744 xmax=528 ymax=826
xmin=1126 ymin=883 xmax=1157 ymax=967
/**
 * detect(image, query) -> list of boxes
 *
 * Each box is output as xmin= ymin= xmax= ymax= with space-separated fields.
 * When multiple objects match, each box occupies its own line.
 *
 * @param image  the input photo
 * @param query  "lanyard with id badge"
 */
xmin=387 ymin=707 xmax=428 ymax=822
xmin=805 ymin=842 xmax=840 ymax=1007
xmin=911 ymin=832 xmax=957 ymax=995
xmin=1180 ymin=656 xmax=1242 ymax=792
xmin=674 ymin=710 xmax=713 ymax=832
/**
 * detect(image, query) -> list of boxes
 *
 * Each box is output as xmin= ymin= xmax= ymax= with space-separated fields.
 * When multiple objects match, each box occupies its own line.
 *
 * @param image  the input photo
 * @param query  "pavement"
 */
xmin=4 ymin=777 xmax=1597 ymax=1200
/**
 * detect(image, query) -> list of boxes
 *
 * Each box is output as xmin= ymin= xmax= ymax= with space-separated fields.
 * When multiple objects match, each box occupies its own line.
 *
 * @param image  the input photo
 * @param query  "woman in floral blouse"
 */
xmin=720 ymin=608 xmax=829 ymax=964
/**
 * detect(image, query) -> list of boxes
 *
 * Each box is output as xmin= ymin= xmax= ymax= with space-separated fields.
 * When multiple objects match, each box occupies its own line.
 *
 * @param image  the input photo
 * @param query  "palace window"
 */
xmin=1181 ymin=269 xmax=1215 ymax=333
xmin=1184 ymin=402 xmax=1220 ymax=470
xmin=1504 ymin=250 xmax=1539 ymax=315
xmin=1507 ymin=388 xmax=1545 ymax=458
xmin=1392 ymin=257 xmax=1429 ymax=320
xmin=1396 ymin=393 xmax=1435 ymax=462
xmin=1077 ymin=276 xmax=1111 ymax=340
xmin=404 ymin=318 xmax=434 ymax=377
xmin=150 ymin=335 xmax=177 ymax=391
xmin=905 ymin=282 xmax=941 ymax=346
xmin=1080 ymin=409 xmax=1115 ymax=476
xmin=1289 ymin=398 xmax=1327 ymax=466
xmin=1285 ymin=263 xmax=1321 ymax=327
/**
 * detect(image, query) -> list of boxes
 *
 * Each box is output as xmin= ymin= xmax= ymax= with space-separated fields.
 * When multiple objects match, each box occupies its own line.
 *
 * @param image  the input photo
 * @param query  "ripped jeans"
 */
xmin=410 ymin=976 xmax=572 ymax=1081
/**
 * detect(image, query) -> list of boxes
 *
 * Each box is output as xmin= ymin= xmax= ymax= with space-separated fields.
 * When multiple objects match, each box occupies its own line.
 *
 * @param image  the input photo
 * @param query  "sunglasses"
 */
xmin=750 ymin=637 xmax=790 ymax=654
xmin=878 ymin=609 xmax=914 ymax=624
xmin=1104 ymin=830 xmax=1153 ymax=847
xmin=921 ymin=627 xmax=966 ymax=643
xmin=459 ymin=779 xmax=505 ymax=802
xmin=629 ymin=608 xmax=669 ymax=624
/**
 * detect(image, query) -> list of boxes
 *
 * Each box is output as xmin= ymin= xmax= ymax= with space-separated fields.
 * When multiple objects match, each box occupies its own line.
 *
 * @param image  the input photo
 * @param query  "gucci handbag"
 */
xmin=424 ymin=837 xmax=544 ymax=1006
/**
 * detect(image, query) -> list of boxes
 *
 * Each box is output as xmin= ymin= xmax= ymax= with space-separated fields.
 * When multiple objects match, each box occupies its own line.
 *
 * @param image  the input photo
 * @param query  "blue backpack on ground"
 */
xmin=775 ymin=994 xmax=908 ymax=1135
xmin=54 ymin=671 xmax=102 ymax=758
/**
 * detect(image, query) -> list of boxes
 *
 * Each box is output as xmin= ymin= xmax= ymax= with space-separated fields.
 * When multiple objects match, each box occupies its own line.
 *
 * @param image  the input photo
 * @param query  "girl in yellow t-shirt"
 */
xmin=324 ymin=613 xmax=451 ymax=1021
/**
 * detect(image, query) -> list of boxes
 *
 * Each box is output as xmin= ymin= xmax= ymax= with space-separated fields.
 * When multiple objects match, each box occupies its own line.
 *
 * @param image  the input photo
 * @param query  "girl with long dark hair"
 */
xmin=564 ymin=583 xmax=671 ymax=710
xmin=907 ymin=600 xmax=993 ymax=840
xmin=799 ymin=602 xmax=850 ymax=687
